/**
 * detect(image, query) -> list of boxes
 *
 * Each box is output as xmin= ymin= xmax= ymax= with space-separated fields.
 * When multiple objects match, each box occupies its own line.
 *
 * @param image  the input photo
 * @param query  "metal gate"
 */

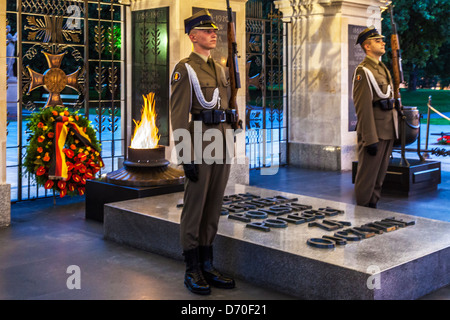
xmin=245 ymin=0 xmax=287 ymax=170
xmin=6 ymin=0 xmax=126 ymax=202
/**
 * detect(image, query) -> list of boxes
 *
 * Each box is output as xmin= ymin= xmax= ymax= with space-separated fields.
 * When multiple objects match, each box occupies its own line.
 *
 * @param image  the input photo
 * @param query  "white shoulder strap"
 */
xmin=185 ymin=63 xmax=220 ymax=110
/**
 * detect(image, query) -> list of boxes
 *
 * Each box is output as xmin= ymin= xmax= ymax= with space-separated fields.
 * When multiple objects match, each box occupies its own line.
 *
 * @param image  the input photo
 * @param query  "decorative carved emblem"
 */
xmin=25 ymin=15 xmax=81 ymax=43
xmin=26 ymin=51 xmax=81 ymax=108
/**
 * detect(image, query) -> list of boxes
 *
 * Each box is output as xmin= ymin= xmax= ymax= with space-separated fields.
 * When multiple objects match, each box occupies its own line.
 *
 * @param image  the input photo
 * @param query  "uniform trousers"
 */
xmin=355 ymin=138 xmax=394 ymax=206
xmin=180 ymin=162 xmax=231 ymax=250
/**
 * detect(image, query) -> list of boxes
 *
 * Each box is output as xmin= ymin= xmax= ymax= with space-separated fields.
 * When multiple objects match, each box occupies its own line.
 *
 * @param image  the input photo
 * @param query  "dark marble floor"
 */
xmin=0 ymin=166 xmax=448 ymax=300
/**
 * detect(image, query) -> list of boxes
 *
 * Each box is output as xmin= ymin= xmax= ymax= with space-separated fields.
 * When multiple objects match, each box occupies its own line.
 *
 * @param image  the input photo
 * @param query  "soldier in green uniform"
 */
xmin=353 ymin=26 xmax=399 ymax=208
xmin=170 ymin=9 xmax=236 ymax=295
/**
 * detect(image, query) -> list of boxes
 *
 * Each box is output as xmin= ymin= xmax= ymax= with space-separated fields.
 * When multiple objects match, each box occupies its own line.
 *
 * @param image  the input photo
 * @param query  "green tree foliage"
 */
xmin=381 ymin=0 xmax=450 ymax=90
xmin=425 ymin=41 xmax=450 ymax=88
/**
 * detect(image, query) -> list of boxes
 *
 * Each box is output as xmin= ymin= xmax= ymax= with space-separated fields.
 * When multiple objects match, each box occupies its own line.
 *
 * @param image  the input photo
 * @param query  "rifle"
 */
xmin=389 ymin=4 xmax=404 ymax=109
xmin=389 ymin=3 xmax=410 ymax=166
xmin=226 ymin=0 xmax=243 ymax=130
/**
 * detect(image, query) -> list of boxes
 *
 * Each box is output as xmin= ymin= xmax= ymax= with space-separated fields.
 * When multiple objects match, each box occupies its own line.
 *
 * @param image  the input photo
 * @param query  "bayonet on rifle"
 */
xmin=389 ymin=4 xmax=404 ymax=106
xmin=226 ymin=0 xmax=243 ymax=130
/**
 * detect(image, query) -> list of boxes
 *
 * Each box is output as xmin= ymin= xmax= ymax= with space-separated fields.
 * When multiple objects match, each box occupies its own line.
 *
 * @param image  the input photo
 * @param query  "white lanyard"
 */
xmin=353 ymin=66 xmax=392 ymax=100
xmin=185 ymin=63 xmax=220 ymax=110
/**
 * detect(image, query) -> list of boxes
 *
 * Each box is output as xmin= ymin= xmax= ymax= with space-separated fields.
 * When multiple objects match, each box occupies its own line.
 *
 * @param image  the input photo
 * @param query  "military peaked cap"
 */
xmin=184 ymin=9 xmax=218 ymax=34
xmin=356 ymin=26 xmax=385 ymax=45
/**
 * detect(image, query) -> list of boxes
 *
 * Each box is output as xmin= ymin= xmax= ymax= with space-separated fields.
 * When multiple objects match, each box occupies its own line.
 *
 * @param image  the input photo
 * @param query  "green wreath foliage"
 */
xmin=24 ymin=106 xmax=103 ymax=197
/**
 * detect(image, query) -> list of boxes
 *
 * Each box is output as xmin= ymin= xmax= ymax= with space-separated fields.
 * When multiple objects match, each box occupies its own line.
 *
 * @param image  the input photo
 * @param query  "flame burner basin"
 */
xmin=106 ymin=146 xmax=184 ymax=187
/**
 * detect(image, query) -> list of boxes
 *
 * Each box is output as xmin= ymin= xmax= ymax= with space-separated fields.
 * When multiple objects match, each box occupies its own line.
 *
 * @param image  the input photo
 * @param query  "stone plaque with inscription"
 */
xmin=348 ymin=25 xmax=366 ymax=131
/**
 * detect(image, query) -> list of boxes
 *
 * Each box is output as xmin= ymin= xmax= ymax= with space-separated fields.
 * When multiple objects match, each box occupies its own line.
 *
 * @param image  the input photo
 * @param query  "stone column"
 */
xmin=131 ymin=0 xmax=249 ymax=185
xmin=1 ymin=0 xmax=11 ymax=227
xmin=275 ymin=0 xmax=384 ymax=170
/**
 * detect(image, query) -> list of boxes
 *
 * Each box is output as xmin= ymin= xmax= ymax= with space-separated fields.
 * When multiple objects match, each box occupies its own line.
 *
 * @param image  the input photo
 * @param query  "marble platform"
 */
xmin=103 ymin=184 xmax=450 ymax=300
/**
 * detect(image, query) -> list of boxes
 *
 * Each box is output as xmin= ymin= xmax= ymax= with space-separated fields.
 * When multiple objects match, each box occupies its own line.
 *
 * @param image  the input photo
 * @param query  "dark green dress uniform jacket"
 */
xmin=170 ymin=52 xmax=233 ymax=164
xmin=170 ymin=52 xmax=233 ymax=250
xmin=353 ymin=56 xmax=399 ymax=145
xmin=352 ymin=55 xmax=399 ymax=207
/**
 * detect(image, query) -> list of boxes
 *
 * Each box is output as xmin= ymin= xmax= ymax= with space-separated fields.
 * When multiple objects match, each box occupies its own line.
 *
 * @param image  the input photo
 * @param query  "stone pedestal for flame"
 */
xmin=106 ymin=146 xmax=184 ymax=187
xmin=85 ymin=146 xmax=184 ymax=222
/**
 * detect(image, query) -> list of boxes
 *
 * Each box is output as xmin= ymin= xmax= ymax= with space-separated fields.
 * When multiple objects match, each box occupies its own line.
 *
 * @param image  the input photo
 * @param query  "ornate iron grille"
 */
xmin=245 ymin=0 xmax=287 ymax=170
xmin=6 ymin=0 xmax=126 ymax=202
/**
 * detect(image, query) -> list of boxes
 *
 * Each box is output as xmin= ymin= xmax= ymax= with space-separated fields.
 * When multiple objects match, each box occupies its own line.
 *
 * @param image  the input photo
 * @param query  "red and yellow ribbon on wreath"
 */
xmin=50 ymin=115 xmax=103 ymax=180
xmin=24 ymin=106 xmax=104 ymax=198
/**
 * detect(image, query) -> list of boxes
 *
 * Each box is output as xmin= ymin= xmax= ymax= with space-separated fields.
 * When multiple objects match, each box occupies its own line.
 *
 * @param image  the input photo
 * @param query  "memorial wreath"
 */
xmin=24 ymin=106 xmax=104 ymax=198
xmin=437 ymin=135 xmax=450 ymax=145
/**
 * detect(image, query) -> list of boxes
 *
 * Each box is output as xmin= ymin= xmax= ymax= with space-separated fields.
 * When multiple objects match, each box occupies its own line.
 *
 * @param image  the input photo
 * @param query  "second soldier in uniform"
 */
xmin=353 ymin=26 xmax=399 ymax=208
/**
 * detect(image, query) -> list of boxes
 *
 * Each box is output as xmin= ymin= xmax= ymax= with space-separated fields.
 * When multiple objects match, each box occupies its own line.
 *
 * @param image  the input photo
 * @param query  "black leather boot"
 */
xmin=183 ymin=248 xmax=211 ymax=295
xmin=199 ymin=245 xmax=235 ymax=289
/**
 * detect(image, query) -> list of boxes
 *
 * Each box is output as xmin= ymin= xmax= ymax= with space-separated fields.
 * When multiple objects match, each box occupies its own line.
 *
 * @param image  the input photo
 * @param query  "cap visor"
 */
xmin=193 ymin=23 xmax=218 ymax=30
xmin=368 ymin=35 xmax=385 ymax=40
